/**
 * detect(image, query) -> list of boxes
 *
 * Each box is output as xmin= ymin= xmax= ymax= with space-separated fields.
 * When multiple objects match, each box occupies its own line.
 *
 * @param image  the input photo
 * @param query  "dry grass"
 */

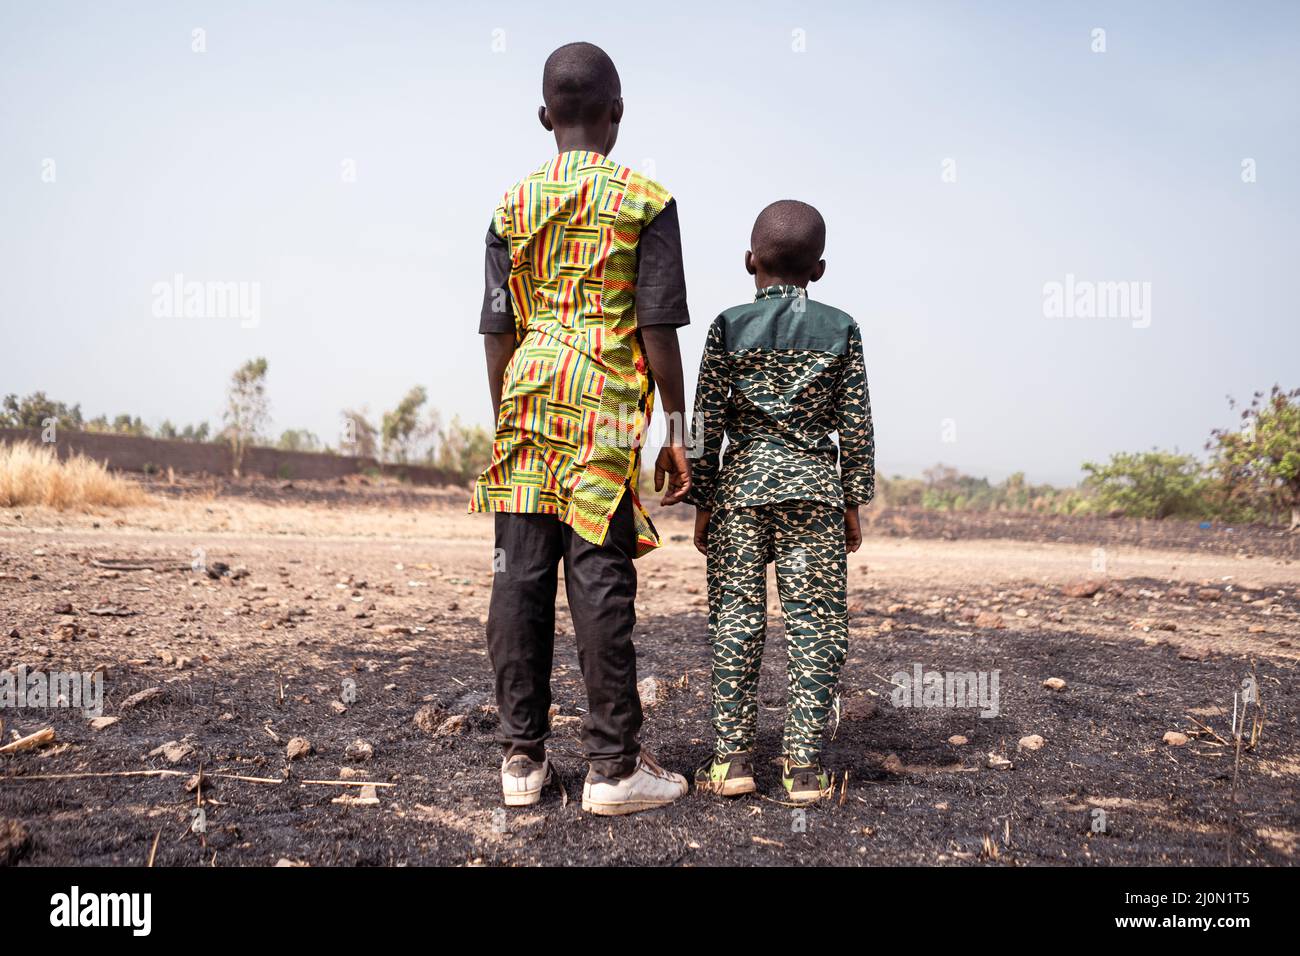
xmin=0 ymin=441 xmax=147 ymax=510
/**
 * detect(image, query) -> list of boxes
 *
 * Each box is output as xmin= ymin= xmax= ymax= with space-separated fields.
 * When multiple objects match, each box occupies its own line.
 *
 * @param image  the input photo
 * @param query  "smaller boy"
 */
xmin=687 ymin=200 xmax=874 ymax=803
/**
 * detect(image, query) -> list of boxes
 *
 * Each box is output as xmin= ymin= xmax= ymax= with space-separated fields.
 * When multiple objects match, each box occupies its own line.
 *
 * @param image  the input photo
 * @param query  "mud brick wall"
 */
xmin=0 ymin=429 xmax=460 ymax=486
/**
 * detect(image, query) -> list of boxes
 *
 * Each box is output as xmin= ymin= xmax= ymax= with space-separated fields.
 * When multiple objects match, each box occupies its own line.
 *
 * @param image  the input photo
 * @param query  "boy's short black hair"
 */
xmin=542 ymin=42 xmax=621 ymax=125
xmin=750 ymin=200 xmax=826 ymax=277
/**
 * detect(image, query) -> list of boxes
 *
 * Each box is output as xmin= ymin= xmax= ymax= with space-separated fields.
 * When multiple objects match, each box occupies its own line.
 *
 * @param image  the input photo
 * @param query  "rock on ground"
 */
xmin=0 ymin=818 xmax=31 ymax=866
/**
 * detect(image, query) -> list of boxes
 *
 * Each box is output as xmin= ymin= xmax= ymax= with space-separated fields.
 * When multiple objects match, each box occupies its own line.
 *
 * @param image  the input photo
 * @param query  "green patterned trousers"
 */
xmin=706 ymin=501 xmax=848 ymax=766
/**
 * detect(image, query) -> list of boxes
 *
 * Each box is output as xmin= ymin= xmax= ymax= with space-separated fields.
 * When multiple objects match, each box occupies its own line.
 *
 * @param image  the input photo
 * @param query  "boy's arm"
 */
xmin=484 ymin=333 xmax=515 ymax=420
xmin=637 ymin=199 xmax=692 ymax=504
xmin=642 ymin=327 xmax=690 ymax=504
xmin=641 ymin=326 xmax=687 ymax=440
xmin=480 ymin=223 xmax=516 ymax=420
xmin=684 ymin=316 xmax=729 ymax=515
xmin=836 ymin=324 xmax=875 ymax=508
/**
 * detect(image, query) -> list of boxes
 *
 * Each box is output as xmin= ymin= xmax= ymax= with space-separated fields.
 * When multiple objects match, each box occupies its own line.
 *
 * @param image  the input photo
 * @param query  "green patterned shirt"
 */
xmin=686 ymin=285 xmax=874 ymax=512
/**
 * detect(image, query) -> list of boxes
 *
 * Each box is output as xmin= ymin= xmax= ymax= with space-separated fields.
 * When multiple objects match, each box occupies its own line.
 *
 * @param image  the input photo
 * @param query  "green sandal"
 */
xmin=695 ymin=752 xmax=756 ymax=797
xmin=782 ymin=759 xmax=830 ymax=803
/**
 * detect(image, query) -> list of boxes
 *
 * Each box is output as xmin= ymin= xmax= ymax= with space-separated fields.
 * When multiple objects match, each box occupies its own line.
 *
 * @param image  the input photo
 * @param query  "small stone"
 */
xmin=412 ymin=704 xmax=444 ymax=734
xmin=344 ymin=738 xmax=374 ymax=761
xmin=840 ymin=696 xmax=878 ymax=721
xmin=974 ymin=611 xmax=1005 ymax=629
xmin=120 ymin=686 xmax=164 ymax=710
xmin=88 ymin=716 xmax=120 ymax=731
xmin=286 ymin=737 xmax=313 ymax=760
xmin=1041 ymin=677 xmax=1067 ymax=691
xmin=328 ymin=700 xmax=348 ymax=715
xmin=1018 ymin=734 xmax=1045 ymax=751
xmin=433 ymin=715 xmax=465 ymax=738
xmin=331 ymin=784 xmax=380 ymax=807
xmin=149 ymin=740 xmax=195 ymax=764
xmin=274 ymin=858 xmax=309 ymax=867
xmin=1062 ymin=580 xmax=1104 ymax=599
xmin=1196 ymin=588 xmax=1222 ymax=602
xmin=0 ymin=818 xmax=31 ymax=866
xmin=948 ymin=734 xmax=969 ymax=746
xmin=986 ymin=753 xmax=1013 ymax=770
xmin=1162 ymin=731 xmax=1190 ymax=747
xmin=1131 ymin=618 xmax=1177 ymax=632
xmin=637 ymin=676 xmax=670 ymax=708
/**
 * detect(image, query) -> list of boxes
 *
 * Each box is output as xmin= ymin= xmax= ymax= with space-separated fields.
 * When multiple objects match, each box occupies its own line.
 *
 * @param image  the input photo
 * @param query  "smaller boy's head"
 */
xmin=746 ymin=200 xmax=827 ymax=287
xmin=538 ymin=42 xmax=623 ymax=153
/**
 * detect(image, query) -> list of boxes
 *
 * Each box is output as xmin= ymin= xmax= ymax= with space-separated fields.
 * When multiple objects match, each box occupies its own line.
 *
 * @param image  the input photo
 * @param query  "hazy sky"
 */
xmin=3 ymin=1 xmax=1296 ymax=484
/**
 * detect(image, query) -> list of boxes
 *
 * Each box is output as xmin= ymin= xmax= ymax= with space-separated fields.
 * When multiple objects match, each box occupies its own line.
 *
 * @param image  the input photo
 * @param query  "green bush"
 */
xmin=1208 ymin=385 xmax=1300 ymax=529
xmin=1080 ymin=450 xmax=1209 ymax=520
xmin=434 ymin=416 xmax=493 ymax=483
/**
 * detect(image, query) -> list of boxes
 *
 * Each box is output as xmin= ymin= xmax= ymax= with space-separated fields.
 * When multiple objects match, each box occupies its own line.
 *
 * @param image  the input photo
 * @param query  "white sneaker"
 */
xmin=581 ymin=752 xmax=688 ymax=816
xmin=501 ymin=754 xmax=551 ymax=807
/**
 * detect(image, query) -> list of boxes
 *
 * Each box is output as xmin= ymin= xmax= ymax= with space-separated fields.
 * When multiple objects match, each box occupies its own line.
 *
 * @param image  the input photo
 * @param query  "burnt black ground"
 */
xmin=2 ymin=481 xmax=1297 ymax=867
xmin=1 ymin=536 xmax=1295 ymax=867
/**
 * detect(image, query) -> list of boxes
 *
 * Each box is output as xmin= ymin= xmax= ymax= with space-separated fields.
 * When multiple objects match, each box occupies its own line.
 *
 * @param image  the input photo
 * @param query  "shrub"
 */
xmin=0 ymin=441 xmax=146 ymax=510
xmin=1208 ymin=385 xmax=1300 ymax=529
xmin=1081 ymin=450 xmax=1209 ymax=520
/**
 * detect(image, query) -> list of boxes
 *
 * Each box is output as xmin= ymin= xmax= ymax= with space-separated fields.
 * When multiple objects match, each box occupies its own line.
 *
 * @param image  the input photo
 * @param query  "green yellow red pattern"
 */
xmin=470 ymin=151 xmax=671 ymax=556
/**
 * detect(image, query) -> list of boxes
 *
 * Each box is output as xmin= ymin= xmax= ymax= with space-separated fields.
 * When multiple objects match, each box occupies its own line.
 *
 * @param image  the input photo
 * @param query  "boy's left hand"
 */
xmin=845 ymin=506 xmax=862 ymax=553
xmin=654 ymin=444 xmax=692 ymax=505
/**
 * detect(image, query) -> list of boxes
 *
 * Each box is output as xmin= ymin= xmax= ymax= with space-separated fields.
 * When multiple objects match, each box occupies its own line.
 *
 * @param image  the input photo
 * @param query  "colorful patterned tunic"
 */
xmin=685 ymin=285 xmax=874 ymax=512
xmin=471 ymin=151 xmax=689 ymax=555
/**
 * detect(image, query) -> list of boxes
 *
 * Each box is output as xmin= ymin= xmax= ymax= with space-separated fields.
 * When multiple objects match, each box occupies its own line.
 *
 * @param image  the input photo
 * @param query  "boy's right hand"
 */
xmin=845 ymin=506 xmax=862 ymax=553
xmin=694 ymin=509 xmax=712 ymax=555
xmin=654 ymin=444 xmax=692 ymax=505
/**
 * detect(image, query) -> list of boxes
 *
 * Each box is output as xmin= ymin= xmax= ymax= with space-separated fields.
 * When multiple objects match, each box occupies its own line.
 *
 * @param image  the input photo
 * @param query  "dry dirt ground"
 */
xmin=0 ymin=477 xmax=1296 ymax=867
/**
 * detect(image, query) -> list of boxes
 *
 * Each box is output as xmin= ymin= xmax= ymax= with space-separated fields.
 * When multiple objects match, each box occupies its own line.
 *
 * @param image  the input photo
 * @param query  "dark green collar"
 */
xmin=754 ymin=285 xmax=807 ymax=301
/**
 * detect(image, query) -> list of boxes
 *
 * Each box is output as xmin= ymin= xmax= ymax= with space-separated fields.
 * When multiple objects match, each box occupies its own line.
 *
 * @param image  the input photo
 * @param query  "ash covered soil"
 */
xmin=0 ymin=479 xmax=1297 ymax=867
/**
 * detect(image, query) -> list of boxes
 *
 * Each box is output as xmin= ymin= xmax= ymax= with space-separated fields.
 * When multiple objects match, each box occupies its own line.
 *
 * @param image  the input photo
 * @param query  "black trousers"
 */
xmin=486 ymin=490 xmax=642 ymax=779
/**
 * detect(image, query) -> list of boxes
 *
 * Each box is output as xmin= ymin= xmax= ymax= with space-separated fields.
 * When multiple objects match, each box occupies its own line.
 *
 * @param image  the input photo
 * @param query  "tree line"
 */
xmin=5 ymin=370 xmax=1296 ymax=528
xmin=1 ymin=357 xmax=493 ymax=483
xmin=878 ymin=386 xmax=1299 ymax=529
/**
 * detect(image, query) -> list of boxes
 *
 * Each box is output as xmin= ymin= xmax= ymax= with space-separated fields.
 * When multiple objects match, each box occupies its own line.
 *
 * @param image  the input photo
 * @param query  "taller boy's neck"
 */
xmin=553 ymin=129 xmax=611 ymax=155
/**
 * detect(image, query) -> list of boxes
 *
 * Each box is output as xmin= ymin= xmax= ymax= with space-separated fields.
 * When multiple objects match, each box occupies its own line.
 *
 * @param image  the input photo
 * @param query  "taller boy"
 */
xmin=471 ymin=43 xmax=692 ymax=815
